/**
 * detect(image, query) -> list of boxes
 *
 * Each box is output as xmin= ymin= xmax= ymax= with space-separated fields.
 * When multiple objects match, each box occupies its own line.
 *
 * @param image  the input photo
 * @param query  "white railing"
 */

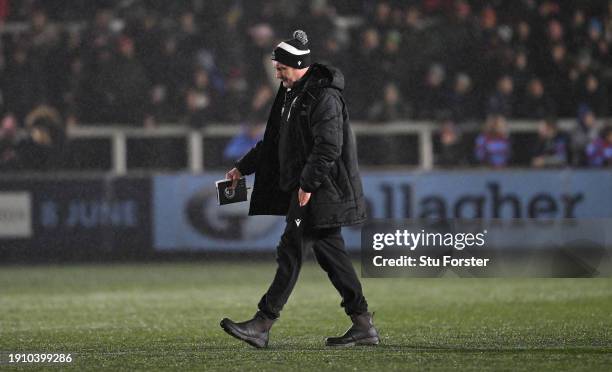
xmin=67 ymin=120 xmax=579 ymax=175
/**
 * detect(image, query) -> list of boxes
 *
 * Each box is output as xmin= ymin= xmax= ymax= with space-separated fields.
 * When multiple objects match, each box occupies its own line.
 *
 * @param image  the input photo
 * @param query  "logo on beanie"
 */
xmin=294 ymin=30 xmax=308 ymax=45
xmin=298 ymin=61 xmax=302 ymax=66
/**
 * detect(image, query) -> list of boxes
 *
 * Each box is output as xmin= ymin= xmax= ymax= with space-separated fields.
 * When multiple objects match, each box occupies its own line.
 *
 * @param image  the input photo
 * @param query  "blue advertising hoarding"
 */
xmin=153 ymin=170 xmax=612 ymax=251
xmin=154 ymin=174 xmax=285 ymax=251
xmin=0 ymin=177 xmax=152 ymax=260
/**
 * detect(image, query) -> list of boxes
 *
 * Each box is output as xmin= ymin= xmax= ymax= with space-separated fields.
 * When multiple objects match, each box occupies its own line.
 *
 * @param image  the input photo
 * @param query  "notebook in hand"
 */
xmin=216 ymin=177 xmax=248 ymax=205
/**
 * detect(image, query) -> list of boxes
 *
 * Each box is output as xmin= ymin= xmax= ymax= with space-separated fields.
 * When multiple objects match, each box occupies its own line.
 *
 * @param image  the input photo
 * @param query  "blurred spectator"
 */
xmin=513 ymin=20 xmax=533 ymax=51
xmin=62 ymin=56 xmax=87 ymax=121
xmin=133 ymin=13 xmax=166 ymax=99
xmin=577 ymin=73 xmax=608 ymax=117
xmin=543 ymin=43 xmax=572 ymax=116
xmin=213 ymin=5 xmax=246 ymax=79
xmin=348 ymin=27 xmax=382 ymax=119
xmin=572 ymin=105 xmax=602 ymax=166
xmin=516 ymin=78 xmax=556 ymax=119
xmin=480 ymin=5 xmax=497 ymax=39
xmin=27 ymin=8 xmax=60 ymax=60
xmin=402 ymin=4 xmax=424 ymax=33
xmin=446 ymin=73 xmax=477 ymax=123
xmin=547 ymin=19 xmax=565 ymax=45
xmin=531 ymin=118 xmax=570 ymax=168
xmin=244 ymin=23 xmax=276 ymax=92
xmin=372 ymin=1 xmax=393 ymax=34
xmin=568 ymin=8 xmax=588 ymax=53
xmin=151 ymin=37 xmax=189 ymax=119
xmin=186 ymin=68 xmax=216 ymax=128
xmin=299 ymin=0 xmax=335 ymax=53
xmin=585 ymin=18 xmax=607 ymax=62
xmin=223 ymin=121 xmax=265 ymax=163
xmin=81 ymin=7 xmax=114 ymax=56
xmin=0 ymin=0 xmax=609 ymax=132
xmin=249 ymin=84 xmax=274 ymax=122
xmin=418 ymin=63 xmax=447 ymax=119
xmin=0 ymin=108 xmax=66 ymax=171
xmin=0 ymin=113 xmax=20 ymax=170
xmin=437 ymin=120 xmax=467 ymax=167
xmin=90 ymin=35 xmax=151 ymax=124
xmin=2 ymin=46 xmax=44 ymax=121
xmin=19 ymin=105 xmax=65 ymax=170
xmin=487 ymin=75 xmax=514 ymax=117
xmin=379 ymin=30 xmax=403 ymax=83
xmin=147 ymin=84 xmax=174 ymax=124
xmin=318 ymin=34 xmax=345 ymax=75
xmin=475 ymin=115 xmax=511 ymax=168
xmin=176 ymin=11 xmax=204 ymax=60
xmin=367 ymin=82 xmax=410 ymax=122
xmin=586 ymin=125 xmax=612 ymax=167
xmin=510 ymin=49 xmax=531 ymax=105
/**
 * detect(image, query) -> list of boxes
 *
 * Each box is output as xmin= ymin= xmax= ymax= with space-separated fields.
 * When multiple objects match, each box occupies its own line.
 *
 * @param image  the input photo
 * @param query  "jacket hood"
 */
xmin=305 ymin=63 xmax=345 ymax=91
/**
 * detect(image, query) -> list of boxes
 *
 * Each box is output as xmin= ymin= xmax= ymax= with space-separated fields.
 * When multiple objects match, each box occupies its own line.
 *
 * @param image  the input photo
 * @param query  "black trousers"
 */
xmin=258 ymin=191 xmax=368 ymax=319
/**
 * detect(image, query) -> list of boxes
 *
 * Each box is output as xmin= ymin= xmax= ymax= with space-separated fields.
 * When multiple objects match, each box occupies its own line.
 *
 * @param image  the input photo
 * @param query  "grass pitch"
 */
xmin=1 ymin=262 xmax=611 ymax=371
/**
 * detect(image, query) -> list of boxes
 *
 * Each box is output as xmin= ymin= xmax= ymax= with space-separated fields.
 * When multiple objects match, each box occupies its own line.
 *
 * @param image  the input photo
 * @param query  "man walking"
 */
xmin=220 ymin=30 xmax=378 ymax=348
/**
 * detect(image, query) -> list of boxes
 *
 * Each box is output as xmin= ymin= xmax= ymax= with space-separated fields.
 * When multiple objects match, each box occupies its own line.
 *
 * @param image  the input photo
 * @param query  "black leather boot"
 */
xmin=325 ymin=312 xmax=380 ymax=347
xmin=220 ymin=312 xmax=276 ymax=348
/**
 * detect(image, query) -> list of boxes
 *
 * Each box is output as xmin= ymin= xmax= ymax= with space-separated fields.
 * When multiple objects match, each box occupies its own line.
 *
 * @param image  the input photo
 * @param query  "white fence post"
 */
xmin=188 ymin=130 xmax=204 ymax=173
xmin=420 ymin=127 xmax=434 ymax=170
xmin=112 ymin=132 xmax=127 ymax=175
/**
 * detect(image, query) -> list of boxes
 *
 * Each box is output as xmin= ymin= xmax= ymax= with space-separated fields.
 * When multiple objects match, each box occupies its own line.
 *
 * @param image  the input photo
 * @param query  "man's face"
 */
xmin=538 ymin=121 xmax=555 ymax=138
xmin=274 ymin=61 xmax=301 ymax=88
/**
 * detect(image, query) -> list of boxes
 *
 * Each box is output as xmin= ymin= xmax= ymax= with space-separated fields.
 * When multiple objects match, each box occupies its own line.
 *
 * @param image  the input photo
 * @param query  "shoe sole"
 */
xmin=326 ymin=336 xmax=380 ymax=347
xmin=220 ymin=319 xmax=267 ymax=349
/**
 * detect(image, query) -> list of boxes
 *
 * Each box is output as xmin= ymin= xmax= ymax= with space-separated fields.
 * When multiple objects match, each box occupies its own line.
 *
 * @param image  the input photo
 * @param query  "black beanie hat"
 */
xmin=271 ymin=30 xmax=311 ymax=69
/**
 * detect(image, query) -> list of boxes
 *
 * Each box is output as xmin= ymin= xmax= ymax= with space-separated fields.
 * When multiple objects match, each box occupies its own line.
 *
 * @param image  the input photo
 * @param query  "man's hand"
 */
xmin=226 ymin=167 xmax=242 ymax=189
xmin=298 ymin=188 xmax=311 ymax=207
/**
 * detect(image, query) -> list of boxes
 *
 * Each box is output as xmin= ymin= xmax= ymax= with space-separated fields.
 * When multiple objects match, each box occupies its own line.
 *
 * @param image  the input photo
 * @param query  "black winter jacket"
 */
xmin=235 ymin=63 xmax=367 ymax=228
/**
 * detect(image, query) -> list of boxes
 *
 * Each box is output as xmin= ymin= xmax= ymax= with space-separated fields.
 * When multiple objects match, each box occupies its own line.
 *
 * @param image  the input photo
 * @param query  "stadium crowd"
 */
xmin=0 ymin=0 xmax=611 ymax=170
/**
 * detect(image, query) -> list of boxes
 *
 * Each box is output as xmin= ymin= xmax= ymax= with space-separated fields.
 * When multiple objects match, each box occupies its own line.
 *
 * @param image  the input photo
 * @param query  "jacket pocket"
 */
xmin=326 ymin=175 xmax=344 ymax=199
